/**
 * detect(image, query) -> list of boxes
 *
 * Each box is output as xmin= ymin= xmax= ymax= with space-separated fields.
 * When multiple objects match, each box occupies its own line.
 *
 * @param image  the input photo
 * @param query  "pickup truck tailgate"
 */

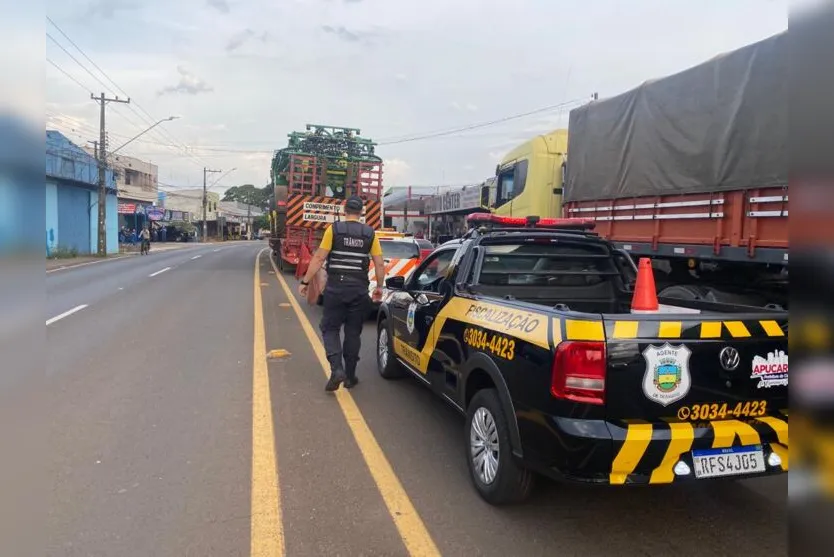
xmin=602 ymin=316 xmax=788 ymax=422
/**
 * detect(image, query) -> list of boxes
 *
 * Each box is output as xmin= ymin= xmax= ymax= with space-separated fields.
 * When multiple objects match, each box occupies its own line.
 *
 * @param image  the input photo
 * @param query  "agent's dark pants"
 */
xmin=319 ymin=281 xmax=369 ymax=379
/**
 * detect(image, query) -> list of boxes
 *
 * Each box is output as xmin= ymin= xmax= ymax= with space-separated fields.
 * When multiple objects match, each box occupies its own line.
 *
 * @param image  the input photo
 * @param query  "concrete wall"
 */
xmin=46 ymin=131 xmax=116 ymax=188
xmin=107 ymin=152 xmax=158 ymax=204
xmin=164 ymin=190 xmax=220 ymax=221
xmin=106 ymin=193 xmax=118 ymax=253
xmin=45 ymin=181 xmax=58 ymax=255
xmin=45 ymin=131 xmax=119 ymax=256
xmin=45 ymin=179 xmax=118 ymax=256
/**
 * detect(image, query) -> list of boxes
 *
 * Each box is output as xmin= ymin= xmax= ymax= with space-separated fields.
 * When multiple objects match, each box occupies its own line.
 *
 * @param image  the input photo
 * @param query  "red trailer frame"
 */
xmin=277 ymin=154 xmax=384 ymax=277
xmin=564 ymin=186 xmax=788 ymax=265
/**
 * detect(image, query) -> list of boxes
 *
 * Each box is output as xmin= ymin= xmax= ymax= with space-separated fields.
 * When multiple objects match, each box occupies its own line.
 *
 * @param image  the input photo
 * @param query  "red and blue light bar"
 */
xmin=466 ymin=213 xmax=596 ymax=230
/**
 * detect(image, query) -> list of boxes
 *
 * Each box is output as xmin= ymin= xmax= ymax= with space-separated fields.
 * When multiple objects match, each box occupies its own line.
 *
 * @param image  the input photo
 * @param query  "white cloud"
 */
xmin=86 ymin=0 xmax=140 ymax=19
xmin=206 ymin=0 xmax=230 ymax=14
xmin=383 ymin=158 xmax=412 ymax=187
xmin=451 ymin=101 xmax=479 ymax=112
xmin=226 ymin=28 xmax=255 ymax=51
xmin=157 ymin=66 xmax=214 ymax=96
xmin=43 ymin=0 xmax=788 ymax=190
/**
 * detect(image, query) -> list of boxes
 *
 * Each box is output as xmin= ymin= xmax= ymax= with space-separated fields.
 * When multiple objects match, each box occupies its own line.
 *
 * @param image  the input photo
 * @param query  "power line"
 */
xmin=47 ymin=16 xmax=211 ymax=170
xmin=46 ymin=57 xmax=93 ymax=94
xmin=377 ymin=97 xmax=586 ymax=145
xmin=46 ymin=33 xmax=118 ymax=97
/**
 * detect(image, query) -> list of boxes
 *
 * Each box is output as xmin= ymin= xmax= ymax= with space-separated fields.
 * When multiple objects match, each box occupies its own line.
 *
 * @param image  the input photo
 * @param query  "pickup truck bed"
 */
xmin=377 ymin=219 xmax=788 ymax=504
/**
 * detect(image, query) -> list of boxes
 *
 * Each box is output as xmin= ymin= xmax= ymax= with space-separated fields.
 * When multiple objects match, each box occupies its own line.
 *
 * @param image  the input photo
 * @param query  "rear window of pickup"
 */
xmin=477 ymin=242 xmax=621 ymax=287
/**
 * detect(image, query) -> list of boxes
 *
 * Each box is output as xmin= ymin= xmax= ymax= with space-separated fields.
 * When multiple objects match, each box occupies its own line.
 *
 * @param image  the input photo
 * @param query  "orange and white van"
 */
xmin=369 ymin=238 xmax=422 ymax=302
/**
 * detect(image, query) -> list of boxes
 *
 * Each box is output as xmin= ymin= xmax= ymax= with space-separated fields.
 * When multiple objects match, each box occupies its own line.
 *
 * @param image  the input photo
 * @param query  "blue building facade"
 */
xmin=46 ymin=130 xmax=118 ymax=255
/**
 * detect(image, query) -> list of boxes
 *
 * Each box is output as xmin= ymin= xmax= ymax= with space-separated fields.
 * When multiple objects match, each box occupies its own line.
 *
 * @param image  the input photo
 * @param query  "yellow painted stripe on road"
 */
xmin=268 ymin=254 xmax=441 ymax=557
xmin=610 ymin=423 xmax=653 ymax=485
xmin=649 ymin=422 xmax=694 ymax=484
xmin=252 ymin=249 xmax=285 ymax=556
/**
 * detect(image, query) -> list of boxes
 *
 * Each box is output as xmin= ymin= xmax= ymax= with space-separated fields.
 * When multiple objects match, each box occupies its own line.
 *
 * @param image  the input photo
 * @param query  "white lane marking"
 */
xmin=213 ymin=248 xmax=222 ymax=252
xmin=149 ymin=267 xmax=171 ymax=277
xmin=191 ymin=255 xmax=202 ymax=260
xmin=46 ymin=304 xmax=88 ymax=326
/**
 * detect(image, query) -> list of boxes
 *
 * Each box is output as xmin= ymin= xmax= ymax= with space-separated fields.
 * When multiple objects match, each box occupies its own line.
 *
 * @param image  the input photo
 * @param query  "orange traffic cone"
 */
xmin=631 ymin=257 xmax=659 ymax=313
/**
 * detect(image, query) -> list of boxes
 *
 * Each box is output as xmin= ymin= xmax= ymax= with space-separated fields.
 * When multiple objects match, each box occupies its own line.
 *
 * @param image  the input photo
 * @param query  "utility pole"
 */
xmin=92 ymin=92 xmax=130 ymax=256
xmin=203 ymin=167 xmax=222 ymax=241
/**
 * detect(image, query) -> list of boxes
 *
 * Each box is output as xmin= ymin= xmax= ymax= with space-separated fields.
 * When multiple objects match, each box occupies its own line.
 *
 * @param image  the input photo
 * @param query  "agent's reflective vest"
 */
xmin=326 ymin=220 xmax=375 ymax=283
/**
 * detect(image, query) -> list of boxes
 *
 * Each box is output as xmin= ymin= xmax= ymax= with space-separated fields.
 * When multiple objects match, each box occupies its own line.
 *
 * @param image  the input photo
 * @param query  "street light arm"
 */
xmin=110 ymin=116 xmax=178 ymax=156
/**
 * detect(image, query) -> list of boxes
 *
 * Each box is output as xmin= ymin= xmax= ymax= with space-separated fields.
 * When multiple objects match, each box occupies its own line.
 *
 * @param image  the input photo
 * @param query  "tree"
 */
xmin=253 ymin=214 xmax=270 ymax=232
xmin=222 ymin=184 xmax=271 ymax=209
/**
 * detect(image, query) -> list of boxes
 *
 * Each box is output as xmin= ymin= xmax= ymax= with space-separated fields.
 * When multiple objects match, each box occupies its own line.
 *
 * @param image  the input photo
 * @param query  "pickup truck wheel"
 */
xmin=377 ymin=320 xmax=405 ymax=379
xmin=466 ymin=389 xmax=534 ymax=505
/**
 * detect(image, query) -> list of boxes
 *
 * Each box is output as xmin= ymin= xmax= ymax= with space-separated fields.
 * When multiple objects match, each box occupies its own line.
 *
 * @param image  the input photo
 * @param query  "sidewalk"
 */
xmin=46 ymin=243 xmax=208 ymax=272
xmin=119 ymin=242 xmax=205 ymax=255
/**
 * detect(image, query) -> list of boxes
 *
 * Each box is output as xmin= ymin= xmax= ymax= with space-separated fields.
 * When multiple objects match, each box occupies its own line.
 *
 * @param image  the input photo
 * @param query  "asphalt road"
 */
xmin=31 ymin=241 xmax=786 ymax=556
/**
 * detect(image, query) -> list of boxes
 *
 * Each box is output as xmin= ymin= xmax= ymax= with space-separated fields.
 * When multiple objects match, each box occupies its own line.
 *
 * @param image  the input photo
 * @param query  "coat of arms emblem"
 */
xmin=642 ymin=343 xmax=692 ymax=406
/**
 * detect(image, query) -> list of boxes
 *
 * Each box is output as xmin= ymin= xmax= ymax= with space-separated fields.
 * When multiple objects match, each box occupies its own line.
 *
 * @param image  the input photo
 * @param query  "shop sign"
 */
xmin=430 ymin=185 xmax=485 ymax=214
xmin=118 ymin=203 xmax=136 ymax=214
xmin=460 ymin=186 xmax=483 ymax=210
xmin=147 ymin=207 xmax=165 ymax=221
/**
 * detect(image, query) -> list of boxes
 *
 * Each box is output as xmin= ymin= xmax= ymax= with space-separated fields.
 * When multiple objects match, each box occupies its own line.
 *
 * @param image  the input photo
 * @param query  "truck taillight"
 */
xmin=551 ymin=341 xmax=606 ymax=405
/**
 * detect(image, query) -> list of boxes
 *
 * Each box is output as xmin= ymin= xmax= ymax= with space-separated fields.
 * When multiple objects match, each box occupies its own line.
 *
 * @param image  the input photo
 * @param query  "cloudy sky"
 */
xmin=44 ymin=0 xmax=787 ymax=195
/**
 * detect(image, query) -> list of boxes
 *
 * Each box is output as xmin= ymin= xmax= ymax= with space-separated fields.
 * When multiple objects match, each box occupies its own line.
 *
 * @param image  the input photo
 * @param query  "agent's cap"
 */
xmin=345 ymin=196 xmax=364 ymax=212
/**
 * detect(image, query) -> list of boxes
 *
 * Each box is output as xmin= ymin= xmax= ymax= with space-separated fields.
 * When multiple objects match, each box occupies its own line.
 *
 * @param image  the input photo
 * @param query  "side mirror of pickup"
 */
xmin=385 ymin=275 xmax=406 ymax=290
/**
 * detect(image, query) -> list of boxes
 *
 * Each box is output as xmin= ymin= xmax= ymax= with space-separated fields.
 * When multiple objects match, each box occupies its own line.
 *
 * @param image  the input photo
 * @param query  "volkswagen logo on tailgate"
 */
xmin=719 ymin=347 xmax=740 ymax=371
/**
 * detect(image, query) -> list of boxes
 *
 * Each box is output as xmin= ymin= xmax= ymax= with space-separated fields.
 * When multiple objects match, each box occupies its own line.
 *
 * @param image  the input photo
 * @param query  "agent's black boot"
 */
xmin=344 ymin=360 xmax=359 ymax=389
xmin=325 ymin=366 xmax=347 ymax=392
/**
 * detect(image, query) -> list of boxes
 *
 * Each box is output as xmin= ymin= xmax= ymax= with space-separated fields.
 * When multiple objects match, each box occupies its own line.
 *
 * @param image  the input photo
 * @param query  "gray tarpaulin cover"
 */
xmin=564 ymin=32 xmax=787 ymax=202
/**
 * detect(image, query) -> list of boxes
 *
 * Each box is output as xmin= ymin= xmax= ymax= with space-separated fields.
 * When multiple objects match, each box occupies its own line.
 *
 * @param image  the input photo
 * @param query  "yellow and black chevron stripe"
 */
xmin=610 ymin=413 xmax=789 ymax=484
xmin=551 ymin=317 xmax=787 ymax=343
xmin=285 ymin=194 xmax=382 ymax=230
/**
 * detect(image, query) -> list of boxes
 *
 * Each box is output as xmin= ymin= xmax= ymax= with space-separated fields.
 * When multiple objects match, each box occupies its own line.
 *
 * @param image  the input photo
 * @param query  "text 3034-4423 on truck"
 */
xmin=376 ymin=213 xmax=788 ymax=505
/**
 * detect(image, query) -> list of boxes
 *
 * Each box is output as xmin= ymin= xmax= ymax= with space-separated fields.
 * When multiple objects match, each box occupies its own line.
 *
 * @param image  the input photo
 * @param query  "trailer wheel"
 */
xmin=660 ymin=284 xmax=768 ymax=307
xmin=659 ymin=284 xmax=709 ymax=301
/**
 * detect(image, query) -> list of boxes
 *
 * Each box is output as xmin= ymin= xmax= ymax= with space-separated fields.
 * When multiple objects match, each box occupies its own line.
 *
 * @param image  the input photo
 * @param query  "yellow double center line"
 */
xmin=251 ymin=249 xmax=440 ymax=556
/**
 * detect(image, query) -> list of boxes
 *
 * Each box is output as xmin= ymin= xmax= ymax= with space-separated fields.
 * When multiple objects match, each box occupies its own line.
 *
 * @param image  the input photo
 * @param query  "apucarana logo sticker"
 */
xmin=751 ymin=350 xmax=788 ymax=388
xmin=642 ymin=343 xmax=692 ymax=406
xmin=406 ymin=302 xmax=417 ymax=335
